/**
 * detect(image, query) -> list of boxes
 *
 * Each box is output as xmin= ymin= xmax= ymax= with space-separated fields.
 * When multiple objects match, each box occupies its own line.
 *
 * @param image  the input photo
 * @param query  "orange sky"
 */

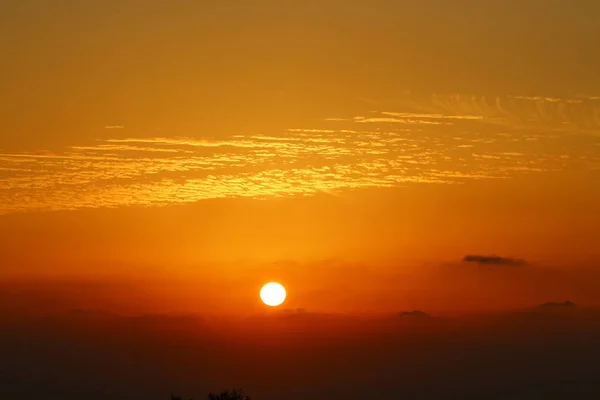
xmin=1 ymin=0 xmax=600 ymax=315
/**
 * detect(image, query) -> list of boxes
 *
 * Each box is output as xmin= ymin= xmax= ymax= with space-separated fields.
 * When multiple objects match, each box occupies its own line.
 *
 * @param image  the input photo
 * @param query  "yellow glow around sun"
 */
xmin=260 ymin=282 xmax=287 ymax=307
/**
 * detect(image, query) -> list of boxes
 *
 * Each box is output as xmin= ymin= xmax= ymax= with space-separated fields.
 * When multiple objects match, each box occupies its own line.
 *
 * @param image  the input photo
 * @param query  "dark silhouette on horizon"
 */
xmin=172 ymin=389 xmax=251 ymax=400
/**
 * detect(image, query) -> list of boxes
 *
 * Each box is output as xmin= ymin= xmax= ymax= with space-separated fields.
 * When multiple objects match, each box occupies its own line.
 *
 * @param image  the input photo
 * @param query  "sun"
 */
xmin=260 ymin=282 xmax=286 ymax=307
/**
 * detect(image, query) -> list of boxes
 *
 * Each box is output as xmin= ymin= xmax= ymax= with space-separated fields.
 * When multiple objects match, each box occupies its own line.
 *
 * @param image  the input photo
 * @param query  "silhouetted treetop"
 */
xmin=208 ymin=389 xmax=251 ymax=400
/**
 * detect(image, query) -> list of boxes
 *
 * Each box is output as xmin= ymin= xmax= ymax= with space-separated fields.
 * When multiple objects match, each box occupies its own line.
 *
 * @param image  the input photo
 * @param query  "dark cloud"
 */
xmin=398 ymin=310 xmax=431 ymax=317
xmin=537 ymin=300 xmax=576 ymax=308
xmin=462 ymin=254 xmax=527 ymax=266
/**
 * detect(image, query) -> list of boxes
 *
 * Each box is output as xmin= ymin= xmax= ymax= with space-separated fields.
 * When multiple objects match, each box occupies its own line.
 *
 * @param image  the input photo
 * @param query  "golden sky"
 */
xmin=1 ymin=0 xmax=600 ymax=313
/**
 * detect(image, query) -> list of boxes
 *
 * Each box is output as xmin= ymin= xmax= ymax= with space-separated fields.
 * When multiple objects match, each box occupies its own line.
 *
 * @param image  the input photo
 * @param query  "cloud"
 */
xmin=329 ymin=93 xmax=600 ymax=135
xmin=105 ymin=137 xmax=261 ymax=148
xmin=71 ymin=145 xmax=184 ymax=153
xmin=380 ymin=111 xmax=484 ymax=121
xmin=398 ymin=310 xmax=431 ymax=317
xmin=510 ymin=96 xmax=582 ymax=104
xmin=424 ymin=93 xmax=600 ymax=134
xmin=352 ymin=116 xmax=452 ymax=125
xmin=462 ymin=255 xmax=527 ymax=266
xmin=537 ymin=300 xmax=576 ymax=309
xmin=0 ymin=92 xmax=598 ymax=215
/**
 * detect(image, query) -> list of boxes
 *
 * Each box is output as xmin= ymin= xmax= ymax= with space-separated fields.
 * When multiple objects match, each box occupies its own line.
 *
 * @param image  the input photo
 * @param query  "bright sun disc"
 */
xmin=260 ymin=282 xmax=286 ymax=307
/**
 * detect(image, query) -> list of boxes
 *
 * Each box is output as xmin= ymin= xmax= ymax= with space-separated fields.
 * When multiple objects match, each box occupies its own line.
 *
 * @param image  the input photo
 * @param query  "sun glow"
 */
xmin=260 ymin=282 xmax=287 ymax=307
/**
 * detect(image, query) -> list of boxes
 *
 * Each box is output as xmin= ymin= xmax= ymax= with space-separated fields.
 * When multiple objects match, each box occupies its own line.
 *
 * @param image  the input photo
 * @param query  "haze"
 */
xmin=1 ymin=1 xmax=600 ymax=399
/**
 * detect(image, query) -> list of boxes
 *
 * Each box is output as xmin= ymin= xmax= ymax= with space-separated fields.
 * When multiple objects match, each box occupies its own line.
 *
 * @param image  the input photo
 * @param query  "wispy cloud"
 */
xmin=423 ymin=94 xmax=600 ymax=133
xmin=352 ymin=116 xmax=452 ymax=125
xmin=71 ymin=145 xmax=185 ymax=153
xmin=0 ymin=93 xmax=598 ymax=215
xmin=379 ymin=111 xmax=484 ymax=121
xmin=105 ymin=137 xmax=261 ymax=148
xmin=327 ymin=94 xmax=600 ymax=134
